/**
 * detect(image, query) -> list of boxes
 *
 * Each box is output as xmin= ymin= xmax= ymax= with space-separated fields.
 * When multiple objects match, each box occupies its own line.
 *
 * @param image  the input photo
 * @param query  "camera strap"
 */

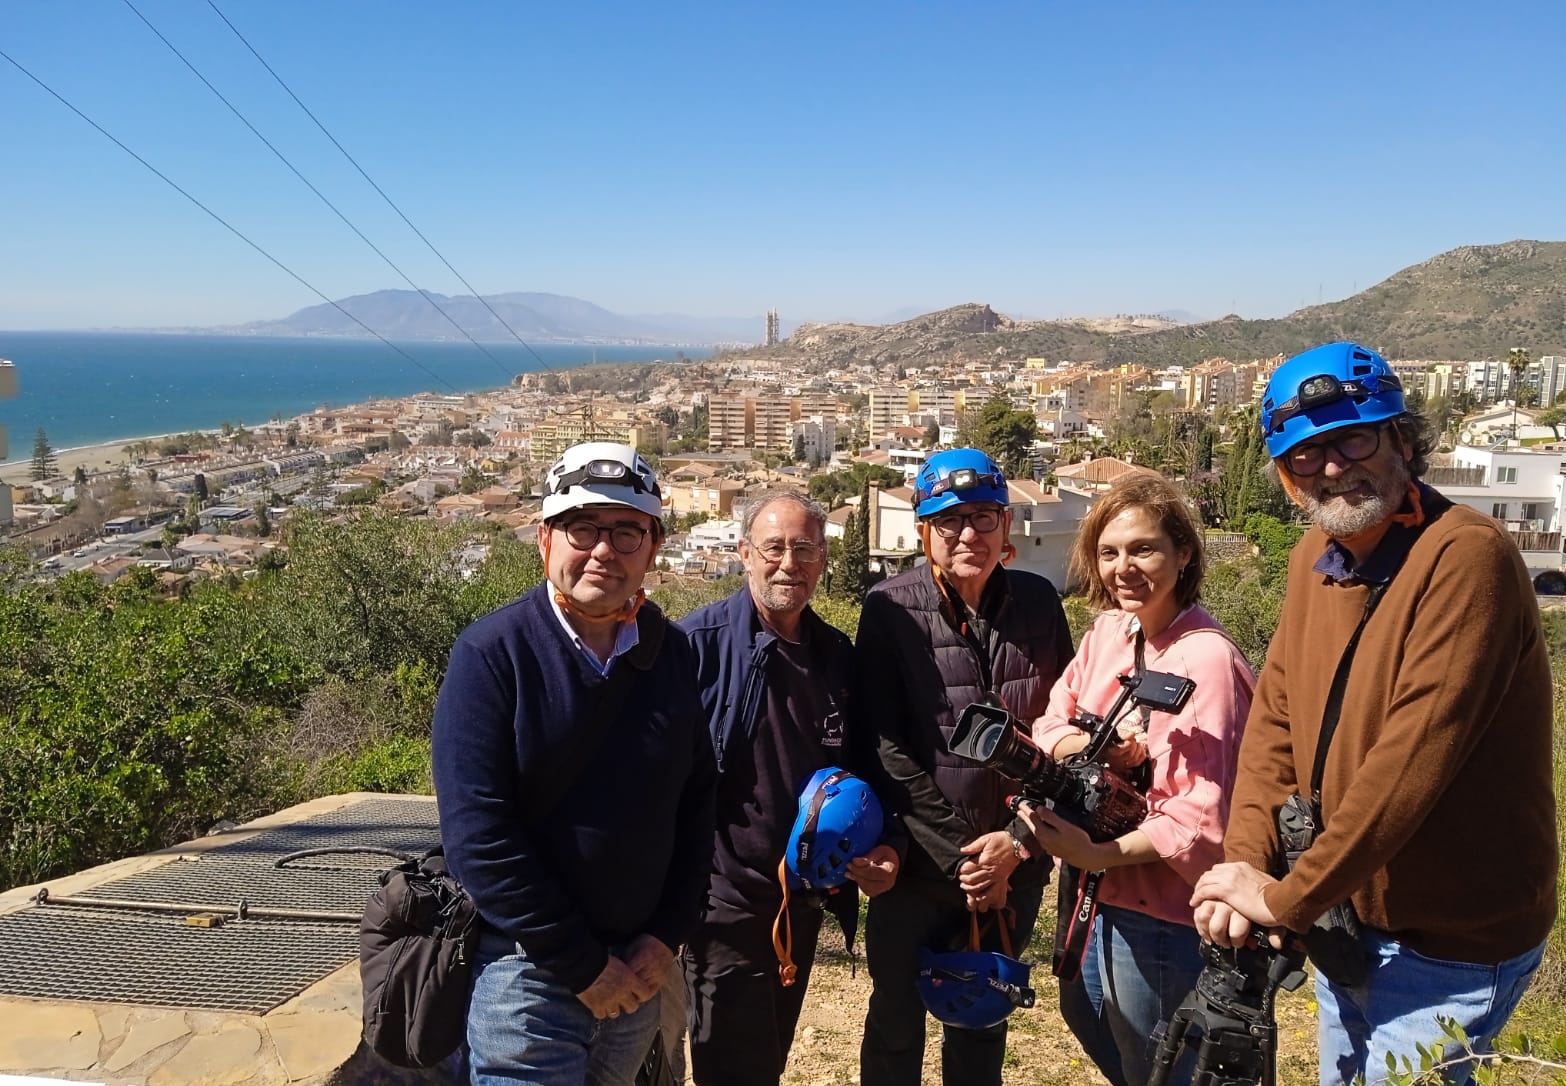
xmin=1051 ymin=863 xmax=1103 ymax=982
xmin=1309 ymin=581 xmax=1389 ymax=814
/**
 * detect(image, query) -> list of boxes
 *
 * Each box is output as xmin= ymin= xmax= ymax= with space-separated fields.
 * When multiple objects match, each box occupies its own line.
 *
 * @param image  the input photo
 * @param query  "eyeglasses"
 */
xmin=1283 ymin=426 xmax=1384 ymax=477
xmin=557 ymin=519 xmax=652 ymax=554
xmin=1266 ymin=372 xmax=1402 ymax=435
xmin=928 ymin=508 xmax=1003 ymax=538
xmin=749 ymin=539 xmax=824 ymax=566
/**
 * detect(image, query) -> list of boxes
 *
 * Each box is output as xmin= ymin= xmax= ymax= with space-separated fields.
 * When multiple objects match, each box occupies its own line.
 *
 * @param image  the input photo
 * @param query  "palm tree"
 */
xmin=1507 ymin=347 xmax=1531 ymax=439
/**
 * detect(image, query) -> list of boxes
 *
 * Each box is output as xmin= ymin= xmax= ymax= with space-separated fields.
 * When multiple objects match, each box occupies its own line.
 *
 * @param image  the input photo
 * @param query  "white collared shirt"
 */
xmin=547 ymin=590 xmax=641 ymax=676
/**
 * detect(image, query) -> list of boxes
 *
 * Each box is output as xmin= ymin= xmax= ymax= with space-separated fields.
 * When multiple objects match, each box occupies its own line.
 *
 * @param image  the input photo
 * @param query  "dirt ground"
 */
xmin=773 ymin=899 xmax=1322 ymax=1086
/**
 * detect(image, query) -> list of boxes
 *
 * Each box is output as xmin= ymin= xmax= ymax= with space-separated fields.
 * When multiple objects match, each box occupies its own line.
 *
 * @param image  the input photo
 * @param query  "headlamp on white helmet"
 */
xmin=542 ymin=442 xmax=663 ymax=521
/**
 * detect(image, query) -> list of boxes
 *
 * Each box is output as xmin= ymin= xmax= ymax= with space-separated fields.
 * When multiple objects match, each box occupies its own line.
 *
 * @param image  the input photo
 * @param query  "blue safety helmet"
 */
xmin=913 ymin=448 xmax=1009 ymax=519
xmin=916 ymin=947 xmax=1036 ymax=1030
xmin=1260 ymin=342 xmax=1407 ymax=459
xmin=784 ymin=768 xmax=884 ymax=891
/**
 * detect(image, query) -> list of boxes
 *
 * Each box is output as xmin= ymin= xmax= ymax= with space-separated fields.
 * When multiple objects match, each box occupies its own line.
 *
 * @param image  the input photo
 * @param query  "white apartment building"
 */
xmin=788 ymin=415 xmax=837 ymax=464
xmin=687 ymin=519 xmax=743 ymax=551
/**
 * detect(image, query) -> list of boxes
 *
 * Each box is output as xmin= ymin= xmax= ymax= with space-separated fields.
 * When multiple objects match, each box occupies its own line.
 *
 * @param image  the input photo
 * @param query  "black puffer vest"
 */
xmin=865 ymin=562 xmax=1072 ymax=883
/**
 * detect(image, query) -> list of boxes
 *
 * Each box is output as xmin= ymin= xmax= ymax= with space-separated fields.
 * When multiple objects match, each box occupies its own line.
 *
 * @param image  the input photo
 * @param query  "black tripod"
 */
xmin=1147 ymin=939 xmax=1307 ymax=1086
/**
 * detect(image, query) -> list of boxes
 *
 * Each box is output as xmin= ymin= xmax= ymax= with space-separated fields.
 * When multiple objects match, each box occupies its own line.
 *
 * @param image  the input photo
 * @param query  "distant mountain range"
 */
xmin=203 ymin=290 xmax=796 ymax=346
xmin=727 ymin=240 xmax=1566 ymax=369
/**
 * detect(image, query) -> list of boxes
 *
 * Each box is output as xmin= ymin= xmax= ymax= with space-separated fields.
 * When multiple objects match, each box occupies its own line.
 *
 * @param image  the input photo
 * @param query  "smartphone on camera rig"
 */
xmin=947 ymin=668 xmax=1196 ymax=842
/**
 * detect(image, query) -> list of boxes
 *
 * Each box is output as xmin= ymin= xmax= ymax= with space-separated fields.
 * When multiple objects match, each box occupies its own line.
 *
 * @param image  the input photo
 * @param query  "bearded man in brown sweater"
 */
xmin=1191 ymin=342 xmax=1558 ymax=1086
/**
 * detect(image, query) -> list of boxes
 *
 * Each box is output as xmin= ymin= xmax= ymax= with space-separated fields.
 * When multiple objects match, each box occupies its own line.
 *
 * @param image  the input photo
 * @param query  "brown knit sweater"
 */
xmin=1224 ymin=494 xmax=1558 ymax=964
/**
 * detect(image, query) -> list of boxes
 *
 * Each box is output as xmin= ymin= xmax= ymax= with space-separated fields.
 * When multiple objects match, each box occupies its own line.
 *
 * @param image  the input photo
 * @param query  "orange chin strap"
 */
xmin=917 ymin=520 xmax=1014 ymax=637
xmin=772 ymin=858 xmax=799 ymax=987
xmin=538 ymin=527 xmax=648 ymax=628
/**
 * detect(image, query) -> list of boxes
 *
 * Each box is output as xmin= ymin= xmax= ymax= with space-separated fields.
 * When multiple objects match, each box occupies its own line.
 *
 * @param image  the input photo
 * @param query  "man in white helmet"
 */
xmin=433 ymin=441 xmax=717 ymax=1086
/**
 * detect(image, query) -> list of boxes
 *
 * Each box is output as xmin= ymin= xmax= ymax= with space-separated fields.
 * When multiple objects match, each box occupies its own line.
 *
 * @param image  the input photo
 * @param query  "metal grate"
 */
xmin=0 ymin=906 xmax=358 ymax=1013
xmin=0 ymin=796 xmax=442 ymax=1012
xmin=71 ymin=859 xmax=384 ymax=914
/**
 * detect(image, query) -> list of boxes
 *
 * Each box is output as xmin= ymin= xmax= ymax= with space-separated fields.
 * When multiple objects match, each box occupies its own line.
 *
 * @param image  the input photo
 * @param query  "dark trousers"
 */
xmin=860 ymin=878 xmax=1043 ymax=1086
xmin=682 ymin=901 xmax=825 ymax=1086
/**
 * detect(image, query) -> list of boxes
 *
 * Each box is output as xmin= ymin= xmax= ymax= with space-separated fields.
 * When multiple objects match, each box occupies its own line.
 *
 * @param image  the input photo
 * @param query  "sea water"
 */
xmin=0 ymin=332 xmax=701 ymax=454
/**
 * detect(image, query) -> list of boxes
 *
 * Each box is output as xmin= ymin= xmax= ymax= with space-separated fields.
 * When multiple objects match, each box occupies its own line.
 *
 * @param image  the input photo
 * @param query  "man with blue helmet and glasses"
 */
xmin=1192 ymin=343 xmax=1557 ymax=1085
xmin=678 ymin=490 xmax=900 ymax=1086
xmin=855 ymin=448 xmax=1074 ymax=1086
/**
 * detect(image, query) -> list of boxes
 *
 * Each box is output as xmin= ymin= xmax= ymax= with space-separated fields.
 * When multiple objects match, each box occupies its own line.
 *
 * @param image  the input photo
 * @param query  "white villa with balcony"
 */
xmin=1431 ymin=445 xmax=1566 ymax=573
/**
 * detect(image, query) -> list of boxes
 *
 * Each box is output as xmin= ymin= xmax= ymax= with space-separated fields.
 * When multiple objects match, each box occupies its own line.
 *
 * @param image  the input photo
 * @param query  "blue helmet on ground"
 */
xmin=1260 ymin=342 xmax=1406 ymax=458
xmin=913 ymin=448 xmax=1009 ymax=519
xmin=916 ymin=946 xmax=1035 ymax=1030
xmin=784 ymin=767 xmax=883 ymax=891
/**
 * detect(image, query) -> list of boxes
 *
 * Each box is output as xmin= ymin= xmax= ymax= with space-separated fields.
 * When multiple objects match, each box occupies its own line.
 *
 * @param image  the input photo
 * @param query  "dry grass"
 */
xmin=778 ymin=897 xmax=1323 ymax=1086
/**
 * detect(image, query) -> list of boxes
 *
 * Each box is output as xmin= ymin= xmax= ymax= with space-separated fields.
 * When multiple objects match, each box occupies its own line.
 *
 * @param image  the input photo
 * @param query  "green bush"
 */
xmin=316 ymin=735 xmax=433 ymax=796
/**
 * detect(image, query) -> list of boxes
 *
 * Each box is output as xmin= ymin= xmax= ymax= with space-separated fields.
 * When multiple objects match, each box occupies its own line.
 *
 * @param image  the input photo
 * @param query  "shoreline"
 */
xmin=0 ymin=432 xmax=189 ymax=484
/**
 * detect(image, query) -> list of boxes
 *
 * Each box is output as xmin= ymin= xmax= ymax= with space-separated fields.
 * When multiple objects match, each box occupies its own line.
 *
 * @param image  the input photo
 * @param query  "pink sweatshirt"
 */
xmin=1032 ymin=605 xmax=1255 ymax=926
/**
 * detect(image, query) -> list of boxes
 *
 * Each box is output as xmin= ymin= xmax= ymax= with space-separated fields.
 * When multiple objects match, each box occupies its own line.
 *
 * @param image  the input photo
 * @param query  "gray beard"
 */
xmin=1301 ymin=458 xmax=1411 ymax=538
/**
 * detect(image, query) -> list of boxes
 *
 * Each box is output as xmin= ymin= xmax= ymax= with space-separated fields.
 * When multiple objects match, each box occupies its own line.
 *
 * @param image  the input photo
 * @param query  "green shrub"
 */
xmin=316 ymin=735 xmax=433 ymax=795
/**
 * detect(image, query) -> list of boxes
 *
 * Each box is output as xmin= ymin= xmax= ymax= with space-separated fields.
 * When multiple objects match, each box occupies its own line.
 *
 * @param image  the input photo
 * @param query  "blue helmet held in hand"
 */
xmin=916 ymin=946 xmax=1036 ymax=1030
xmin=913 ymin=448 xmax=1009 ymax=519
xmin=1260 ymin=342 xmax=1406 ymax=458
xmin=784 ymin=767 xmax=884 ymax=891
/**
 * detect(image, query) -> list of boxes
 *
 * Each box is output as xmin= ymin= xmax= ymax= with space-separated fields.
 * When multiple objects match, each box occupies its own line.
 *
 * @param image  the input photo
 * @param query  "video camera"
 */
xmin=1148 ymin=937 xmax=1308 ymax=1086
xmin=947 ymin=668 xmax=1195 ymax=843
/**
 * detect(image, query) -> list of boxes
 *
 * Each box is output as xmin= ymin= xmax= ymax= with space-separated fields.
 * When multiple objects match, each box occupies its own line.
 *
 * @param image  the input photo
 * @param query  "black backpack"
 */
xmin=360 ymin=847 xmax=479 ymax=1068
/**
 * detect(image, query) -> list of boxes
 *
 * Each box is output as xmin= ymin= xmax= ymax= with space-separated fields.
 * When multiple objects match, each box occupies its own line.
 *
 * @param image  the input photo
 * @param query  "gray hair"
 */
xmin=740 ymin=490 xmax=828 ymax=540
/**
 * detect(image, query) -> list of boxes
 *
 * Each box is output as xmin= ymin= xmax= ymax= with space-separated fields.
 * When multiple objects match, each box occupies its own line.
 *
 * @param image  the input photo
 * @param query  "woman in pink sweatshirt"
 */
xmin=1019 ymin=473 xmax=1255 ymax=1086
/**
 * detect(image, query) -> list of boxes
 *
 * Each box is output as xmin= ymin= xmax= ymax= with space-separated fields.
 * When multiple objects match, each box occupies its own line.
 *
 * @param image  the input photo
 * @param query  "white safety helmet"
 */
xmin=541 ymin=442 xmax=663 ymax=521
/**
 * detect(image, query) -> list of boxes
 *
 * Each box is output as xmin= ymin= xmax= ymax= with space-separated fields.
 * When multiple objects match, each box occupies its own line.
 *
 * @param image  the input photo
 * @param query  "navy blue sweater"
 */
xmin=432 ymin=585 xmax=717 ymax=993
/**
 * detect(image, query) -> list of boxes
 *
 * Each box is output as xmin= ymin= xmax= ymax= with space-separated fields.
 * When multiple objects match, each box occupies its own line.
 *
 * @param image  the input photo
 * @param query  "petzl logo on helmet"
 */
xmin=783 ymin=767 xmax=883 ymax=892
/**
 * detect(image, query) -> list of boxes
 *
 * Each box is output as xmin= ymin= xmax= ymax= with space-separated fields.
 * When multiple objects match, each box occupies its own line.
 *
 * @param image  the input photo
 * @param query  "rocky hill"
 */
xmin=726 ymin=240 xmax=1566 ymax=370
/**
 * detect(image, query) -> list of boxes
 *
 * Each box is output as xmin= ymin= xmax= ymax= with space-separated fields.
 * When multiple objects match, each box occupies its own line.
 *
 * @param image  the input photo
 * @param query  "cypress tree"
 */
xmin=835 ymin=477 xmax=872 ymax=601
xmin=30 ymin=428 xmax=57 ymax=481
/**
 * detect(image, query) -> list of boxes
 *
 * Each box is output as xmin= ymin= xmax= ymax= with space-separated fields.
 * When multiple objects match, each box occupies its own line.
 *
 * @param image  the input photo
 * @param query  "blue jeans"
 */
xmin=1316 ymin=929 xmax=1545 ymax=1086
xmin=1058 ymin=904 xmax=1205 ymax=1086
xmin=466 ymin=931 xmax=661 ymax=1086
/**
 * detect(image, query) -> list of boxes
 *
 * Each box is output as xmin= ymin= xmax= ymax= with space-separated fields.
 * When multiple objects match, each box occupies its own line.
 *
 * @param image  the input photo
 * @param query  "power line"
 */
xmin=120 ymin=0 xmax=518 ymax=386
xmin=206 ymin=0 xmax=556 ymax=375
xmin=0 ymin=45 xmax=459 ymax=394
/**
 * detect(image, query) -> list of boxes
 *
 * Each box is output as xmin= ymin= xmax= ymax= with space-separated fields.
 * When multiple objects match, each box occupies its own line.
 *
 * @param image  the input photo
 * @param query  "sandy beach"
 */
xmin=0 ymin=433 xmax=181 ymax=485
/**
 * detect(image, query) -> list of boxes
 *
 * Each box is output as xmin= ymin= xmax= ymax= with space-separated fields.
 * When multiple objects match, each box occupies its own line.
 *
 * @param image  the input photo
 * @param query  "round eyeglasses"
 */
xmin=1284 ymin=426 xmax=1383 ymax=477
xmin=750 ymin=539 xmax=824 ymax=566
xmin=928 ymin=508 xmax=1003 ymax=538
xmin=558 ymin=519 xmax=651 ymax=554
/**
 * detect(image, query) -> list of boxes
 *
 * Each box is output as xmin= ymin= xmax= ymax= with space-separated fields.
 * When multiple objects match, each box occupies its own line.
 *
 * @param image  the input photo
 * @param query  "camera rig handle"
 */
xmin=1074 ymin=672 xmax=1142 ymax=765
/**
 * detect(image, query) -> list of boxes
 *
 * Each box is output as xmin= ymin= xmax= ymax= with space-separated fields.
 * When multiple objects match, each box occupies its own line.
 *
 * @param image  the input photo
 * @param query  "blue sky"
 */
xmin=2 ymin=1 xmax=1563 ymax=330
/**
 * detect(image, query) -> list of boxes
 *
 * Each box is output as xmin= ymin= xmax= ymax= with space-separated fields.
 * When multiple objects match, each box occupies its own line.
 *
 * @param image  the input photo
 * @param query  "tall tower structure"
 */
xmin=0 ymin=359 xmax=15 ymax=528
xmin=765 ymin=308 xmax=779 ymax=347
